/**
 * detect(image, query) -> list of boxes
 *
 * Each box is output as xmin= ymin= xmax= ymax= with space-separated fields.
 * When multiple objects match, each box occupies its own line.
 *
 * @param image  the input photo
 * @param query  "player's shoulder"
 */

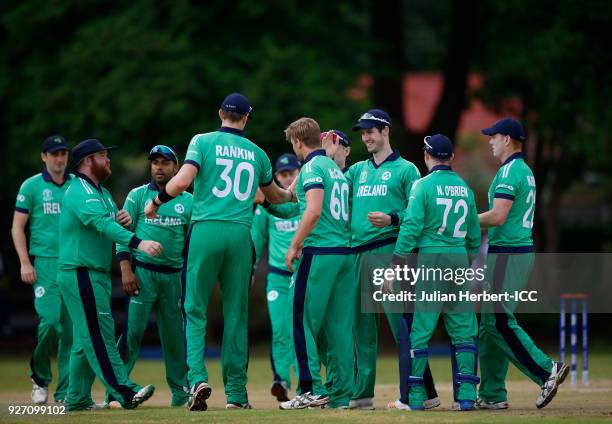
xmin=187 ymin=132 xmax=214 ymax=149
xmin=453 ymin=172 xmax=475 ymax=194
xmin=397 ymin=157 xmax=421 ymax=176
xmin=20 ymin=173 xmax=44 ymax=188
xmin=349 ymin=159 xmax=368 ymax=171
xmin=131 ymin=183 xmax=149 ymax=194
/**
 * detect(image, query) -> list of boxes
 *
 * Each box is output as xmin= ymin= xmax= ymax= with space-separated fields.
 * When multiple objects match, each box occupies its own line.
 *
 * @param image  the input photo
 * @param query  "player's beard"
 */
xmin=92 ymin=159 xmax=111 ymax=182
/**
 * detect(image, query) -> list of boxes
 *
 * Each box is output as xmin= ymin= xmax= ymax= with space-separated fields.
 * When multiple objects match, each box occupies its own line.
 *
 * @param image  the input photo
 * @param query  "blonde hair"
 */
xmin=284 ymin=117 xmax=321 ymax=148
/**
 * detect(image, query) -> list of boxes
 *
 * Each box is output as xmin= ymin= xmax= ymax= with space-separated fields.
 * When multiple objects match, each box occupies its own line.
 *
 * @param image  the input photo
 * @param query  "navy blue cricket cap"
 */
xmin=481 ymin=118 xmax=526 ymax=141
xmin=423 ymin=134 xmax=453 ymax=159
xmin=148 ymin=145 xmax=178 ymax=163
xmin=71 ymin=139 xmax=117 ymax=166
xmin=42 ymin=135 xmax=69 ymax=153
xmin=221 ymin=93 xmax=252 ymax=117
xmin=352 ymin=109 xmax=392 ymax=131
xmin=275 ymin=153 xmax=301 ymax=173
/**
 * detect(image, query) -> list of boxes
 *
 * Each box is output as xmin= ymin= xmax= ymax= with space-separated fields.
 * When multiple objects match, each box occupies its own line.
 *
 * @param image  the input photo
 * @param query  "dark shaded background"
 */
xmin=1 ymin=0 xmax=610 ymax=352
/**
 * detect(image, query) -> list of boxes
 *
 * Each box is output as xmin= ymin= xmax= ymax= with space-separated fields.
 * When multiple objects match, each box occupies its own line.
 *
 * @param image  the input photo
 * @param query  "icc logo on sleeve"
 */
xmin=267 ymin=290 xmax=279 ymax=302
xmin=35 ymin=287 xmax=45 ymax=298
xmin=359 ymin=171 xmax=367 ymax=183
xmin=42 ymin=189 xmax=53 ymax=202
xmin=17 ymin=194 xmax=26 ymax=202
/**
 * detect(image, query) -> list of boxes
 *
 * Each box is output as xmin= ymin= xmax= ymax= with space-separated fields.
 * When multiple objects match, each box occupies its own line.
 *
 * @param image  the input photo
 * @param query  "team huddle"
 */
xmin=12 ymin=92 xmax=569 ymax=412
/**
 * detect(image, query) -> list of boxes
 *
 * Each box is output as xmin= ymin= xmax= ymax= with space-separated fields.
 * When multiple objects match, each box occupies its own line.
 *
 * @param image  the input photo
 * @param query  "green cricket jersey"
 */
xmin=15 ymin=169 xmax=73 ymax=258
xmin=394 ymin=166 xmax=480 ymax=255
xmin=296 ymin=150 xmax=350 ymax=249
xmin=116 ymin=181 xmax=192 ymax=269
xmin=251 ymin=205 xmax=299 ymax=272
xmin=58 ymin=173 xmax=140 ymax=272
xmin=345 ymin=151 xmax=421 ymax=248
xmin=184 ymin=127 xmax=273 ymax=227
xmin=487 ymin=152 xmax=535 ymax=247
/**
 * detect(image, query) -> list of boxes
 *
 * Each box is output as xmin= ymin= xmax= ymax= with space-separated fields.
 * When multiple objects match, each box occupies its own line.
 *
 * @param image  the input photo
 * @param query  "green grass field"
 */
xmin=0 ymin=349 xmax=611 ymax=423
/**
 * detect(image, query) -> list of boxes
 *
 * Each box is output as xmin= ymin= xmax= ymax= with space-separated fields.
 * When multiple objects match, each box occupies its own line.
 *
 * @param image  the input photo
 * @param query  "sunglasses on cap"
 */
xmin=148 ymin=145 xmax=178 ymax=163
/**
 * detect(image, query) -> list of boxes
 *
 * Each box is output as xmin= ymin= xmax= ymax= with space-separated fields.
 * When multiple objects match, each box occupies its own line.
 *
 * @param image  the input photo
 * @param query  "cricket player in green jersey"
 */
xmin=144 ymin=93 xmax=294 ymax=411
xmin=252 ymin=153 xmax=301 ymax=402
xmin=345 ymin=110 xmax=442 ymax=411
xmin=110 ymin=145 xmax=192 ymax=407
xmin=57 ymin=139 xmax=160 ymax=411
xmin=11 ymin=136 xmax=73 ymax=404
xmin=392 ymin=134 xmax=481 ymax=411
xmin=278 ymin=118 xmax=355 ymax=410
xmin=477 ymin=118 xmax=568 ymax=409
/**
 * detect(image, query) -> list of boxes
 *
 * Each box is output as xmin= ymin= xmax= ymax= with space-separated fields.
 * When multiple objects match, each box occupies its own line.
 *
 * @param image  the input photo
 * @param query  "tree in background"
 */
xmin=475 ymin=0 xmax=612 ymax=251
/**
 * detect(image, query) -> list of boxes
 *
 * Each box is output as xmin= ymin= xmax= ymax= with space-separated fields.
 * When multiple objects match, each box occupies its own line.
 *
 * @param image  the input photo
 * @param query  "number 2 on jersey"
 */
xmin=212 ymin=158 xmax=255 ymax=201
xmin=436 ymin=197 xmax=468 ymax=238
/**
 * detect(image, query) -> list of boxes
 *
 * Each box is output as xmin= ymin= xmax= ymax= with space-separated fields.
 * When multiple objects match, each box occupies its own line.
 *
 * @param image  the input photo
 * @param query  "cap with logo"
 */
xmin=481 ymin=118 xmax=526 ymax=141
xmin=352 ymin=109 xmax=392 ymax=131
xmin=42 ymin=135 xmax=69 ymax=153
xmin=71 ymin=139 xmax=117 ymax=167
xmin=221 ymin=92 xmax=252 ymax=117
xmin=423 ymin=134 xmax=453 ymax=159
xmin=274 ymin=153 xmax=301 ymax=173
xmin=148 ymin=145 xmax=178 ymax=163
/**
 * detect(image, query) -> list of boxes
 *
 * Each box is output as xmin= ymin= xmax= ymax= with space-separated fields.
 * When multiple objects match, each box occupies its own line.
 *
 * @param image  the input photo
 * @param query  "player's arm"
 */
xmin=11 ymin=211 xmax=36 ymax=284
xmin=251 ymin=206 xmax=269 ymax=270
xmin=116 ymin=189 xmax=140 ymax=295
xmin=285 ymin=188 xmax=323 ymax=271
xmin=80 ymin=196 xmax=162 ymax=257
xmin=261 ymin=181 xmax=294 ymax=204
xmin=145 ymin=164 xmax=197 ymax=218
xmin=466 ymin=193 xmax=482 ymax=257
xmin=478 ymin=198 xmax=513 ymax=228
xmin=370 ymin=165 xmax=421 ymax=228
xmin=262 ymin=202 xmax=301 ymax=219
xmin=393 ymin=183 xmax=425 ymax=257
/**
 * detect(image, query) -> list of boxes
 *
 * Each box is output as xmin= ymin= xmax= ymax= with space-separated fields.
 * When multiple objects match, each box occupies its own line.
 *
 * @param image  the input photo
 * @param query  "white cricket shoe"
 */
xmin=279 ymin=392 xmax=329 ymax=410
xmin=475 ymin=398 xmax=509 ymax=410
xmin=386 ymin=399 xmax=423 ymax=411
xmin=348 ymin=397 xmax=374 ymax=410
xmin=31 ymin=380 xmax=48 ymax=405
xmin=226 ymin=402 xmax=253 ymax=409
xmin=536 ymin=361 xmax=569 ymax=409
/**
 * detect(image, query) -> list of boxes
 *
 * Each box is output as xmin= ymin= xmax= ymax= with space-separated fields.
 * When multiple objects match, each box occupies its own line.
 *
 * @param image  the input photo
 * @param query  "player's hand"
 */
xmin=121 ymin=269 xmax=141 ymax=296
xmin=20 ymin=262 xmax=36 ymax=284
xmin=116 ymin=209 xmax=132 ymax=228
xmin=368 ymin=212 xmax=392 ymax=228
xmin=144 ymin=200 xmax=160 ymax=219
xmin=288 ymin=178 xmax=298 ymax=202
xmin=285 ymin=243 xmax=303 ymax=272
xmin=382 ymin=276 xmax=395 ymax=294
xmin=321 ymin=131 xmax=339 ymax=158
xmin=138 ymin=240 xmax=163 ymax=257
xmin=254 ymin=188 xmax=265 ymax=205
